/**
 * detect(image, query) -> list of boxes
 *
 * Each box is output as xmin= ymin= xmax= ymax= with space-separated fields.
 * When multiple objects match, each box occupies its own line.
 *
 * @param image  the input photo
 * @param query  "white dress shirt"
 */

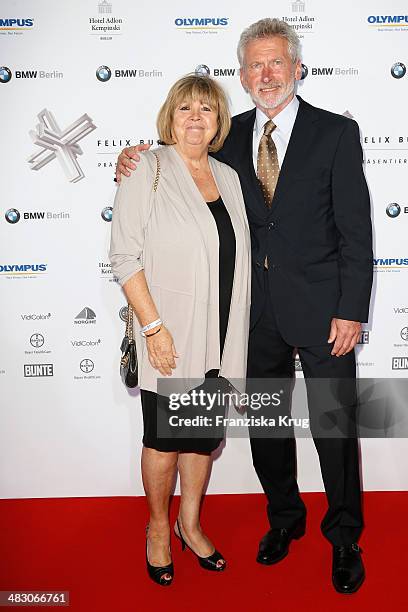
xmin=252 ymin=95 xmax=300 ymax=173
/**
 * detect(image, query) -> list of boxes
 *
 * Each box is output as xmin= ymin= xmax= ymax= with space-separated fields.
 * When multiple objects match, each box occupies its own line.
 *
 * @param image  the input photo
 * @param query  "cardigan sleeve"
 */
xmin=109 ymin=154 xmax=155 ymax=287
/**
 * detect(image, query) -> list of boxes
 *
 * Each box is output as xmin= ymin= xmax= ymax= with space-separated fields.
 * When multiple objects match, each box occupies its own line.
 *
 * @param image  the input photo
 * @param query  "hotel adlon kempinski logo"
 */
xmin=283 ymin=0 xmax=316 ymax=37
xmin=89 ymin=1 xmax=125 ymax=41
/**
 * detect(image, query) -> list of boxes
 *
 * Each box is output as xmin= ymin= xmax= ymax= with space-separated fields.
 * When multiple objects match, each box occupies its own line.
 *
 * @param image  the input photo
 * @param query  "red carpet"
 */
xmin=1 ymin=492 xmax=407 ymax=611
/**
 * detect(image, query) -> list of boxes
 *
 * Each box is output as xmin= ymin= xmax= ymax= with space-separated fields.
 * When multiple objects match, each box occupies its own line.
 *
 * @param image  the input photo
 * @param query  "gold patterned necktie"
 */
xmin=257 ymin=120 xmax=280 ymax=208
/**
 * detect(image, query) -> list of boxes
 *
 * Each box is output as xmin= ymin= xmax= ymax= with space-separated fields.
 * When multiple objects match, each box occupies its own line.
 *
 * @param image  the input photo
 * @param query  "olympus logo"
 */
xmin=175 ymin=17 xmax=228 ymax=27
xmin=368 ymin=15 xmax=408 ymax=25
xmin=0 ymin=18 xmax=34 ymax=28
xmin=374 ymin=258 xmax=408 ymax=266
xmin=0 ymin=263 xmax=47 ymax=274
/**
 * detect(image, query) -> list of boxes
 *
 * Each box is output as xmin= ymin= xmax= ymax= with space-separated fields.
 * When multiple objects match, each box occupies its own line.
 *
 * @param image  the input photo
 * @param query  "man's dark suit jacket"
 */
xmin=213 ymin=95 xmax=373 ymax=347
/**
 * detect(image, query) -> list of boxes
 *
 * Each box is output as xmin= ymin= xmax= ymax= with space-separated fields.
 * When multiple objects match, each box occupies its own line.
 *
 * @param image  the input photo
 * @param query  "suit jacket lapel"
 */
xmin=232 ymin=109 xmax=268 ymax=220
xmin=270 ymin=96 xmax=319 ymax=217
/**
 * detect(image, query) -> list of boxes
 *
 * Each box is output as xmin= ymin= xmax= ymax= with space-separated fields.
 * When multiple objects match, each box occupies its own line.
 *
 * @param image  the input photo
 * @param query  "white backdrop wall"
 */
xmin=1 ymin=0 xmax=408 ymax=499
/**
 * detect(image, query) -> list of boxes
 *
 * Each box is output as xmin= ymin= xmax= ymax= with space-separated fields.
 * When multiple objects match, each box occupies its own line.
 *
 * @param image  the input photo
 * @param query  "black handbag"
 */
xmin=120 ymin=304 xmax=138 ymax=388
xmin=119 ymin=152 xmax=160 ymax=388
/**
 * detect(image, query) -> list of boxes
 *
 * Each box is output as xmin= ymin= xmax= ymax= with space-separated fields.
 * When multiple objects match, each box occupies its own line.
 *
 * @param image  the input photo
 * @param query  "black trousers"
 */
xmin=247 ymin=272 xmax=363 ymax=546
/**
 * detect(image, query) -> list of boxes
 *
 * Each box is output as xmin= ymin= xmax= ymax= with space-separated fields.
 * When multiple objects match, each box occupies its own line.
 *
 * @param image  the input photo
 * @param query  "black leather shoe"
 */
xmin=256 ymin=521 xmax=306 ymax=565
xmin=145 ymin=527 xmax=173 ymax=586
xmin=175 ymin=519 xmax=226 ymax=571
xmin=332 ymin=543 xmax=365 ymax=594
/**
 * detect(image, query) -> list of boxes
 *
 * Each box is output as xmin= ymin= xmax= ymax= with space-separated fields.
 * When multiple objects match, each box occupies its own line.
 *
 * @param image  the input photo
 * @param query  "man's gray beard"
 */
xmin=250 ymin=81 xmax=296 ymax=110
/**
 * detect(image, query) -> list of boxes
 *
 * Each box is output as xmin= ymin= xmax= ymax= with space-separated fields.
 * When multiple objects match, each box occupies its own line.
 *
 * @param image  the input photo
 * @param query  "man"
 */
xmin=115 ymin=18 xmax=373 ymax=594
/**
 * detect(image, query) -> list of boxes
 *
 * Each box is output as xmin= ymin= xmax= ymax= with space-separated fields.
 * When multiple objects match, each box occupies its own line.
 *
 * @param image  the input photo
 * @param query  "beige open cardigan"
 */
xmin=109 ymin=145 xmax=251 ymax=394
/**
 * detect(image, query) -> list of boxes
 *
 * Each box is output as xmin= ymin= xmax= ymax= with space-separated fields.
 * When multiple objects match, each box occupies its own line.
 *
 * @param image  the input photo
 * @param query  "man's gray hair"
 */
xmin=237 ymin=18 xmax=301 ymax=66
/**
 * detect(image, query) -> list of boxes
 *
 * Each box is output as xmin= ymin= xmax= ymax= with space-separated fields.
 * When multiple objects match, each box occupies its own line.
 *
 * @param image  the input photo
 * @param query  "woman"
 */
xmin=109 ymin=75 xmax=250 ymax=586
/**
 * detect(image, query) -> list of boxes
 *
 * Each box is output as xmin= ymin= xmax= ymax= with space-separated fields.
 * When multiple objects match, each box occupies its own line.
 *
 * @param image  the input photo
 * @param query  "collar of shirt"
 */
xmin=253 ymin=95 xmax=300 ymax=171
xmin=254 ymin=94 xmax=300 ymax=140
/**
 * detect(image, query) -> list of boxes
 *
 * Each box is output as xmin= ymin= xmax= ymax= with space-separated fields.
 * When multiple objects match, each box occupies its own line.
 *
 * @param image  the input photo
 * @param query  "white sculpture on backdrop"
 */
xmin=27 ymin=109 xmax=96 ymax=183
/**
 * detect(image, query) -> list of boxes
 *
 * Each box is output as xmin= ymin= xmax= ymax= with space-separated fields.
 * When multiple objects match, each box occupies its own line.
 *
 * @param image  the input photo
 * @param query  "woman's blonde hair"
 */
xmin=157 ymin=74 xmax=231 ymax=153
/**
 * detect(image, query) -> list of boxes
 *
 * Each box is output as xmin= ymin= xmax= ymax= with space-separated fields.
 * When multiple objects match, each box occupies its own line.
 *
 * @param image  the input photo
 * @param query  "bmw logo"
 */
xmin=101 ymin=206 xmax=113 ymax=222
xmin=0 ymin=66 xmax=12 ymax=83
xmin=96 ymin=65 xmax=112 ymax=82
xmin=386 ymin=203 xmax=401 ymax=218
xmin=401 ymin=327 xmax=408 ymax=341
xmin=5 ymin=208 xmax=20 ymax=224
xmin=119 ymin=305 xmax=129 ymax=322
xmin=195 ymin=65 xmax=210 ymax=77
xmin=301 ymin=64 xmax=308 ymax=80
xmin=391 ymin=62 xmax=406 ymax=79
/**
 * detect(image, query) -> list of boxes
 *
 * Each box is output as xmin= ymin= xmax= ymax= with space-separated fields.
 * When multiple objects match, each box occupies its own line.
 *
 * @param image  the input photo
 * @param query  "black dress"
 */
xmin=140 ymin=196 xmax=236 ymax=452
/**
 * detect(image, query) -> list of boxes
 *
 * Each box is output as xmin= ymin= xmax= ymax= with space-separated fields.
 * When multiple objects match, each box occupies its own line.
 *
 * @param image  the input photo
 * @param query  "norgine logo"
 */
xmin=367 ymin=15 xmax=408 ymax=24
xmin=175 ymin=18 xmax=228 ymax=27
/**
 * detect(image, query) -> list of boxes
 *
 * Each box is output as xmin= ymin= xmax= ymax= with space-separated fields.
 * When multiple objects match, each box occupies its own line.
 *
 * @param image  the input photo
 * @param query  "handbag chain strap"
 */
xmin=126 ymin=152 xmax=161 ymax=340
xmin=152 ymin=152 xmax=161 ymax=192
xmin=125 ymin=304 xmax=134 ymax=341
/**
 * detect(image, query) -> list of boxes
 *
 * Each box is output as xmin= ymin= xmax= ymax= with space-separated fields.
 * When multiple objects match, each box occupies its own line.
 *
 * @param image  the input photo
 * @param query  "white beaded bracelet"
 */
xmin=140 ymin=318 xmax=162 ymax=337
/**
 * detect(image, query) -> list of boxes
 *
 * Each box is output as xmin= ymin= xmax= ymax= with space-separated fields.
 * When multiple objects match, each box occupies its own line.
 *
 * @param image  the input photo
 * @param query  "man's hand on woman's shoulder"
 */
xmin=115 ymin=143 xmax=152 ymax=182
